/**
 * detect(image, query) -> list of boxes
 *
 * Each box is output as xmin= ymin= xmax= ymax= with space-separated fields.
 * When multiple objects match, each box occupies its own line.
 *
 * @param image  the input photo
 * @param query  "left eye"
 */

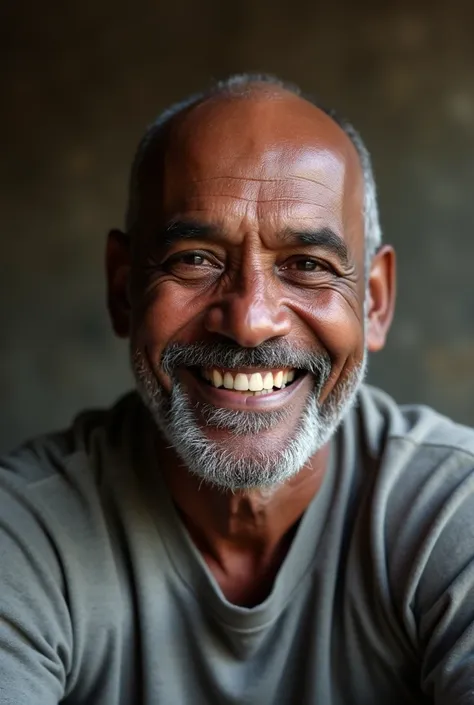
xmin=283 ymin=258 xmax=326 ymax=272
xmin=295 ymin=259 xmax=321 ymax=271
xmin=172 ymin=252 xmax=211 ymax=266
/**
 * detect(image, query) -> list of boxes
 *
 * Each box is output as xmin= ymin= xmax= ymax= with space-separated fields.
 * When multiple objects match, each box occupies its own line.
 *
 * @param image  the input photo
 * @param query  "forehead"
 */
xmin=140 ymin=93 xmax=364 ymax=244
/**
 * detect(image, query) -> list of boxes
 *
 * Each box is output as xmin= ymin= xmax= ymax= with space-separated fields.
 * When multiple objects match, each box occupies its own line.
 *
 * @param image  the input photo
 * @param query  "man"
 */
xmin=1 ymin=73 xmax=474 ymax=705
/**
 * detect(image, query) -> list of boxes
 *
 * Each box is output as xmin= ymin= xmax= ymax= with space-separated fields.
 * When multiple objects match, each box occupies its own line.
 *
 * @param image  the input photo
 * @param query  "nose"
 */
xmin=204 ymin=272 xmax=292 ymax=348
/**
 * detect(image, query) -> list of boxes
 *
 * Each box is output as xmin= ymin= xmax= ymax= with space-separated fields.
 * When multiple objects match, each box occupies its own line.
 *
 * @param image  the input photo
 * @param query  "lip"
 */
xmin=178 ymin=367 xmax=312 ymax=411
xmin=202 ymin=366 xmax=294 ymax=375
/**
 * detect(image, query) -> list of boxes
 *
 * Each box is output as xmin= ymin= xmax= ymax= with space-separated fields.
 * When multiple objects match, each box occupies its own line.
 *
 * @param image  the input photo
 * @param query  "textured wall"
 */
xmin=1 ymin=0 xmax=474 ymax=450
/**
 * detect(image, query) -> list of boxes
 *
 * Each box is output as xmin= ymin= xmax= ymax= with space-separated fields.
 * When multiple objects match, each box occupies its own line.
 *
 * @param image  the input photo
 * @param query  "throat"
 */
xmin=211 ymin=564 xmax=278 ymax=607
xmin=162 ymin=449 xmax=329 ymax=606
xmin=198 ymin=523 xmax=300 ymax=607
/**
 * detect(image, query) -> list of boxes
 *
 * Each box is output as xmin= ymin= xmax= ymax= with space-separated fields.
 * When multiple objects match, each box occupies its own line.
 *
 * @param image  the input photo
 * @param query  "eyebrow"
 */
xmin=161 ymin=220 xmax=219 ymax=247
xmin=280 ymin=226 xmax=351 ymax=267
xmin=161 ymin=219 xmax=351 ymax=267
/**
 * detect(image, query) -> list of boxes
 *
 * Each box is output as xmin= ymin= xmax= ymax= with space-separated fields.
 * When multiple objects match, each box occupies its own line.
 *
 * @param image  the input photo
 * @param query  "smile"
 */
xmin=200 ymin=367 xmax=298 ymax=396
xmin=177 ymin=363 xmax=311 ymax=412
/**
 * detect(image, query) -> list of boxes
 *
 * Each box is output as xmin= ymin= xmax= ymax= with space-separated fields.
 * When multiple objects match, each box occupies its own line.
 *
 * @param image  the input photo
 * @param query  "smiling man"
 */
xmin=2 ymin=74 xmax=474 ymax=704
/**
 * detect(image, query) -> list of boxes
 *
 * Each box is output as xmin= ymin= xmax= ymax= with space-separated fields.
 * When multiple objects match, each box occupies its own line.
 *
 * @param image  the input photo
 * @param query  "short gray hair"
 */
xmin=126 ymin=73 xmax=382 ymax=267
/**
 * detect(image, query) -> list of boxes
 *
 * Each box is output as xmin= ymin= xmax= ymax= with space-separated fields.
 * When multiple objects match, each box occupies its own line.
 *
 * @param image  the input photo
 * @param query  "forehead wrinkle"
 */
xmin=173 ymin=142 xmax=346 ymax=190
xmin=287 ymin=174 xmax=340 ymax=195
xmin=161 ymin=151 xmax=351 ymax=244
xmin=185 ymin=194 xmax=337 ymax=207
xmin=175 ymin=177 xmax=342 ymax=223
xmin=177 ymin=198 xmax=339 ymax=232
xmin=182 ymin=175 xmax=341 ymax=207
xmin=191 ymin=174 xmax=340 ymax=196
xmin=193 ymin=175 xmax=286 ymax=183
xmin=156 ymin=95 xmax=360 ymax=215
xmin=191 ymin=175 xmax=340 ymax=200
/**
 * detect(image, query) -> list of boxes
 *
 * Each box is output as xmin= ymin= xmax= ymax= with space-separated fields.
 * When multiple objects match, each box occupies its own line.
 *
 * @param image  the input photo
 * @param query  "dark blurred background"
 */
xmin=1 ymin=0 xmax=474 ymax=451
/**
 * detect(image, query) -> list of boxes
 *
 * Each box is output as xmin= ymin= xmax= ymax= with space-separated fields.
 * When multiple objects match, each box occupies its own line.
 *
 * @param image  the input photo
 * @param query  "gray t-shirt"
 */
xmin=1 ymin=385 xmax=474 ymax=704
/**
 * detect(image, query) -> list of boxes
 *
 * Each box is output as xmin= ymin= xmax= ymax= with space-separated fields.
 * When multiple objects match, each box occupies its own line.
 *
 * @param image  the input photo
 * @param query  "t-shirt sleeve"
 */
xmin=388 ymin=449 xmax=474 ymax=703
xmin=416 ymin=472 xmax=474 ymax=703
xmin=0 ymin=473 xmax=71 ymax=704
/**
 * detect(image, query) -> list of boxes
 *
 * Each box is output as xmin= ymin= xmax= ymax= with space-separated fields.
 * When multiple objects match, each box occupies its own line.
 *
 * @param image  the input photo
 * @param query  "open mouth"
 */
xmin=194 ymin=367 xmax=302 ymax=396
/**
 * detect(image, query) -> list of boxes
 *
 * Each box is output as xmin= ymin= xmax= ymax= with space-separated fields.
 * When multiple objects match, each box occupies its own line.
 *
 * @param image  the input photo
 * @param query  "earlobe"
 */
xmin=106 ymin=229 xmax=132 ymax=338
xmin=366 ymin=245 xmax=396 ymax=353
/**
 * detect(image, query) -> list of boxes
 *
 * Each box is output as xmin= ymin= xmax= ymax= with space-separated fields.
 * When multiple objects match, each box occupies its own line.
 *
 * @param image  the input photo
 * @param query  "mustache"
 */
xmin=161 ymin=340 xmax=332 ymax=381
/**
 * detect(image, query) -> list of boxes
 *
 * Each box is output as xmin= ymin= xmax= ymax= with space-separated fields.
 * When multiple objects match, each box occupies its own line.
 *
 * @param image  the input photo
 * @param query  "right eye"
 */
xmin=162 ymin=250 xmax=223 ymax=280
xmin=173 ymin=253 xmax=208 ymax=266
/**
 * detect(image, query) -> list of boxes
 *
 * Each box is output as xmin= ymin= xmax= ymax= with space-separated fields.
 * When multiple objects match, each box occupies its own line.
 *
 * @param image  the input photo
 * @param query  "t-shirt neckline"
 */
xmin=151 ymin=433 xmax=338 ymax=632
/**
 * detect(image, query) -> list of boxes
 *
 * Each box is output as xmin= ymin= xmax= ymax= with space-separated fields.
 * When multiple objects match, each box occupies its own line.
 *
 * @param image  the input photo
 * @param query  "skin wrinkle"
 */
xmin=169 ymin=211 xmax=344 ymax=250
xmin=161 ymin=219 xmax=347 ymax=245
xmin=125 ymin=77 xmax=383 ymax=268
xmin=191 ymin=177 xmax=341 ymax=198
xmin=160 ymin=221 xmax=352 ymax=273
xmin=185 ymin=176 xmax=342 ymax=202
xmin=170 ymin=209 xmax=333 ymax=221
xmin=107 ymin=82 xmax=395 ymax=606
xmin=176 ymin=181 xmax=343 ymax=233
xmin=287 ymin=175 xmax=341 ymax=193
xmin=193 ymin=174 xmax=341 ymax=194
xmin=187 ymin=197 xmax=335 ymax=205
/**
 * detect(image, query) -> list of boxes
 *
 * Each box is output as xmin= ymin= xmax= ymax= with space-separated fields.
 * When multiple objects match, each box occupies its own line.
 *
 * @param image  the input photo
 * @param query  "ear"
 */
xmin=106 ymin=229 xmax=131 ymax=338
xmin=366 ymin=245 xmax=396 ymax=353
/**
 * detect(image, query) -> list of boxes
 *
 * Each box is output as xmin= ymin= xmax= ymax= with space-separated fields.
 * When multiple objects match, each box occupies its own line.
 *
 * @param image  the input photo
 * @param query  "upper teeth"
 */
xmin=203 ymin=369 xmax=295 ymax=391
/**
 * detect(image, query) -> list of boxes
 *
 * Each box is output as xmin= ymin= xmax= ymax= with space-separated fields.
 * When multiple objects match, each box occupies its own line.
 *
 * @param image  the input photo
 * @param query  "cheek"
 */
xmin=131 ymin=282 xmax=209 ymax=353
xmin=289 ymin=288 xmax=365 ymax=364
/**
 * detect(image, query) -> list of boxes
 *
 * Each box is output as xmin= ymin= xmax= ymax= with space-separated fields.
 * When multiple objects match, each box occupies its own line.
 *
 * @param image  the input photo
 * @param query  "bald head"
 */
xmin=167 ymin=86 xmax=360 ymax=175
xmin=126 ymin=74 xmax=381 ymax=267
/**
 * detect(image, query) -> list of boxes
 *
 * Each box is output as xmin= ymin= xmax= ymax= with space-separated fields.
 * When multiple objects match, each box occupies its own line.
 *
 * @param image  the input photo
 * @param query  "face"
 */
xmin=107 ymin=92 xmax=394 ymax=491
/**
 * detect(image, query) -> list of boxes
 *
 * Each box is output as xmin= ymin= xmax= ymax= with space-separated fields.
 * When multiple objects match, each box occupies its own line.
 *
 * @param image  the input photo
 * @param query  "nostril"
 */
xmin=204 ymin=298 xmax=291 ymax=349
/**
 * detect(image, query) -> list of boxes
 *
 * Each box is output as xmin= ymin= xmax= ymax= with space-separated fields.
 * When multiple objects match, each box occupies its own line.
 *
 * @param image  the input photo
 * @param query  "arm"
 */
xmin=0 ymin=476 xmax=71 ymax=704
xmin=402 ymin=466 xmax=474 ymax=703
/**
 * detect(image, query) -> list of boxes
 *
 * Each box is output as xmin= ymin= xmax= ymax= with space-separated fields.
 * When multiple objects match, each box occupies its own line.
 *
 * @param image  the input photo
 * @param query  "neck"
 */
xmin=160 ymin=442 xmax=330 ymax=565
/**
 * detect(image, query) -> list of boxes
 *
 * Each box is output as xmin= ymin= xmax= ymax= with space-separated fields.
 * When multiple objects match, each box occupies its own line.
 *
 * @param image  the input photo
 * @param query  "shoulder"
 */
xmin=0 ymin=392 xmax=145 ymax=700
xmin=356 ymin=386 xmax=474 ymax=631
xmin=0 ymin=390 xmax=142 ymax=491
xmin=357 ymin=384 xmax=474 ymax=461
xmin=0 ymin=391 xmax=146 ymax=630
xmin=355 ymin=385 xmax=474 ymax=547
xmin=357 ymin=386 xmax=474 ymax=518
xmin=354 ymin=385 xmax=474 ymax=524
xmin=0 ymin=391 xmax=146 ymax=568
xmin=354 ymin=392 xmax=474 ymax=697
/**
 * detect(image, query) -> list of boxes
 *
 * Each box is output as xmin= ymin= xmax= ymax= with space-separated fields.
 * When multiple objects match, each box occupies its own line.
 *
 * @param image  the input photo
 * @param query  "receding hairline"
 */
xmin=140 ymin=79 xmax=357 ymax=165
xmin=125 ymin=72 xmax=382 ymax=268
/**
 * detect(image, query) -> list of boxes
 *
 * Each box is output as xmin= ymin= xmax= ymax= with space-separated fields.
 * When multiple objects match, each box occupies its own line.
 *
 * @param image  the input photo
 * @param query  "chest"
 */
xmin=67 ymin=555 xmax=424 ymax=705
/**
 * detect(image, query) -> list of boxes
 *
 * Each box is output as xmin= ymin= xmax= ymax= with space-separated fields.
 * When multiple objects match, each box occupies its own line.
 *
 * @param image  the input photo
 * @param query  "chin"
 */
xmin=131 ymin=345 xmax=367 ymax=492
xmin=160 ymin=386 xmax=326 ymax=492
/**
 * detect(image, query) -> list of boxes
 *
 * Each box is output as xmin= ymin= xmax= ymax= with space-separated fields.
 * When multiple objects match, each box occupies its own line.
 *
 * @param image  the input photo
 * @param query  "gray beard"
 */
xmin=131 ymin=346 xmax=367 ymax=492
